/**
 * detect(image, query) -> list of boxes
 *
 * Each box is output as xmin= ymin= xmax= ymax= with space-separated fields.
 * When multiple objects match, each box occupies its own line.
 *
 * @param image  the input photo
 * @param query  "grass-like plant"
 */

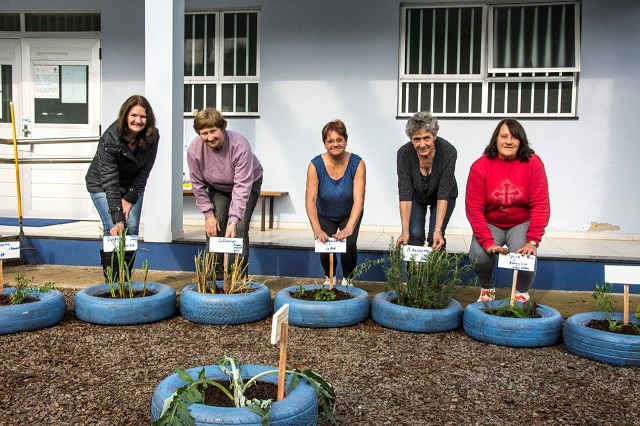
xmin=153 ymin=356 xmax=336 ymax=426
xmin=383 ymin=239 xmax=474 ymax=309
xmin=193 ymin=252 xmax=255 ymax=294
xmin=194 ymin=250 xmax=217 ymax=293
xmin=105 ymin=229 xmax=149 ymax=298
xmin=7 ymin=274 xmax=56 ymax=305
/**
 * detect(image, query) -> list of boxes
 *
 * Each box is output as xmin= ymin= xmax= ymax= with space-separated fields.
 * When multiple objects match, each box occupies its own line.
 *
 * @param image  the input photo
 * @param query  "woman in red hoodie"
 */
xmin=466 ymin=119 xmax=550 ymax=303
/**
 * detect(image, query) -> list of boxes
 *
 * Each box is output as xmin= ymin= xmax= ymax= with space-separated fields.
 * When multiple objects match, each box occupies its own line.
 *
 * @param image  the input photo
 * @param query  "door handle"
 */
xmin=22 ymin=124 xmax=31 ymax=137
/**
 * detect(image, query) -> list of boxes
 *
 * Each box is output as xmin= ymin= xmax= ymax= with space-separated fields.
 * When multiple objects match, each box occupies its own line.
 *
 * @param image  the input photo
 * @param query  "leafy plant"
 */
xmin=382 ymin=239 xmax=474 ymax=309
xmin=105 ymin=229 xmax=149 ymax=298
xmin=153 ymin=356 xmax=336 ymax=426
xmin=292 ymin=285 xmax=306 ymax=298
xmin=592 ymin=281 xmax=614 ymax=319
xmin=344 ymin=257 xmax=384 ymax=287
xmin=314 ymin=286 xmax=336 ymax=302
xmin=483 ymin=299 xmax=541 ymax=318
xmin=8 ymin=274 xmax=56 ymax=305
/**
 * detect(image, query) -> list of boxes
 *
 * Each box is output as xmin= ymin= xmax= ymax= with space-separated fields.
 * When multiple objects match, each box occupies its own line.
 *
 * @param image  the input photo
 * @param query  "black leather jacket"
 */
xmin=85 ymin=121 xmax=159 ymax=224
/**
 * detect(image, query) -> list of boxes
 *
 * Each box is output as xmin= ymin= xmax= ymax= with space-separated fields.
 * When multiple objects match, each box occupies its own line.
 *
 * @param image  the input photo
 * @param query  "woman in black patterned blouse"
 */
xmin=396 ymin=111 xmax=458 ymax=251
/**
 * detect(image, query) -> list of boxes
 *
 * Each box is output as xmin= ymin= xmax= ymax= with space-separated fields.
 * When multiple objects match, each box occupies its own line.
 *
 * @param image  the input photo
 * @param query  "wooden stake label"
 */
xmin=314 ymin=238 xmax=346 ymax=253
xmin=208 ymin=237 xmax=243 ymax=253
xmin=604 ymin=265 xmax=640 ymax=284
xmin=271 ymin=304 xmax=290 ymax=345
xmin=0 ymin=241 xmax=21 ymax=259
xmin=402 ymin=245 xmax=432 ymax=262
xmin=498 ymin=253 xmax=536 ymax=271
xmin=103 ymin=235 xmax=138 ymax=252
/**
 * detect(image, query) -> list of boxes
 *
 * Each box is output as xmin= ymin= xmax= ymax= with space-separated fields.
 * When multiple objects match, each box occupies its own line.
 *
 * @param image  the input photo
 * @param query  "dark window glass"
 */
xmin=25 ymin=13 xmax=100 ymax=32
xmin=0 ymin=13 xmax=20 ymax=31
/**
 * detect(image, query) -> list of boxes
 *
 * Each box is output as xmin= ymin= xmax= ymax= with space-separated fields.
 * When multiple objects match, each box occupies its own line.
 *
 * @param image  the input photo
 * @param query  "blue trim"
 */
xmin=25 ymin=237 xmax=640 ymax=293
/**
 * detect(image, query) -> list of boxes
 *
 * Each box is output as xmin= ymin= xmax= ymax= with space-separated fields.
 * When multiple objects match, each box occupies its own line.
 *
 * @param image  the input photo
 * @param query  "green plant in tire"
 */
xmin=194 ymin=250 xmax=218 ymax=293
xmin=591 ymin=281 xmax=625 ymax=333
xmin=7 ymin=274 xmax=56 ymax=305
xmin=382 ymin=239 xmax=474 ymax=309
xmin=314 ymin=286 xmax=336 ymax=301
xmin=106 ymin=231 xmax=149 ymax=298
xmin=153 ymin=356 xmax=337 ymax=426
xmin=482 ymin=299 xmax=541 ymax=318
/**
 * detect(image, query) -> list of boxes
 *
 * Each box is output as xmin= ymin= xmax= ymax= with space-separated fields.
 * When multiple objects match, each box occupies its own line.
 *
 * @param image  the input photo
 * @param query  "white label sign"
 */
xmin=103 ymin=235 xmax=138 ymax=252
xmin=498 ymin=253 xmax=536 ymax=271
xmin=604 ymin=265 xmax=640 ymax=285
xmin=314 ymin=238 xmax=347 ymax=253
xmin=402 ymin=245 xmax=432 ymax=262
xmin=271 ymin=303 xmax=290 ymax=345
xmin=0 ymin=241 xmax=21 ymax=259
xmin=208 ymin=237 xmax=243 ymax=253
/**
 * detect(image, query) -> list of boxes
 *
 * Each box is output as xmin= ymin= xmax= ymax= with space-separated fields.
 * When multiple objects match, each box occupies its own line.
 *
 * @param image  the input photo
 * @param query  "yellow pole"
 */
xmin=9 ymin=102 xmax=23 ymax=223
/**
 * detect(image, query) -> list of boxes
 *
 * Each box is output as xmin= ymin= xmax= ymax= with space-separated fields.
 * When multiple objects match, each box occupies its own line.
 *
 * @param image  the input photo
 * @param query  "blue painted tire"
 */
xmin=371 ymin=291 xmax=462 ymax=333
xmin=463 ymin=300 xmax=563 ymax=347
xmin=0 ymin=289 xmax=66 ymax=335
xmin=179 ymin=282 xmax=271 ymax=325
xmin=273 ymin=284 xmax=370 ymax=328
xmin=150 ymin=364 xmax=318 ymax=425
xmin=563 ymin=312 xmax=640 ymax=366
xmin=74 ymin=282 xmax=176 ymax=325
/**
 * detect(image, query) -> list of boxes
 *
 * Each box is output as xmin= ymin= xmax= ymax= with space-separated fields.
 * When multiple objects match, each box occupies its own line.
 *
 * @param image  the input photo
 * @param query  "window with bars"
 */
xmin=184 ymin=11 xmax=259 ymax=116
xmin=399 ymin=2 xmax=580 ymax=117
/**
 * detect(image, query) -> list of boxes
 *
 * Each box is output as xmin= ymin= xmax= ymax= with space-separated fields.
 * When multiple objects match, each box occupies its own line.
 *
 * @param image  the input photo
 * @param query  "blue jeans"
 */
xmin=408 ymin=198 xmax=456 ymax=247
xmin=90 ymin=191 xmax=144 ymax=236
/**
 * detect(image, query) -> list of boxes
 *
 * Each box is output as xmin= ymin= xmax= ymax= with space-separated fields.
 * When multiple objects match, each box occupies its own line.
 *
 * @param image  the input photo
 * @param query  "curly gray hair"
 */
xmin=405 ymin=111 xmax=439 ymax=139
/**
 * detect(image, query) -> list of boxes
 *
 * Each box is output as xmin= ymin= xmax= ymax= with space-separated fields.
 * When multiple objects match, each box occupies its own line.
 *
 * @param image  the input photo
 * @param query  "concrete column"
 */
xmin=143 ymin=0 xmax=184 ymax=242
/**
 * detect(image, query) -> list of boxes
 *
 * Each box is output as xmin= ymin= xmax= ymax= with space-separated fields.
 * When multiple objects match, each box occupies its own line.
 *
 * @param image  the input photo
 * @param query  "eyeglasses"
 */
xmin=325 ymin=137 xmax=346 ymax=145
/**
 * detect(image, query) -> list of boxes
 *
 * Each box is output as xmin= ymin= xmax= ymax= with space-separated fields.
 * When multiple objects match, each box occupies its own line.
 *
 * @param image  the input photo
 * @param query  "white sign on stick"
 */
xmin=103 ymin=235 xmax=138 ymax=252
xmin=604 ymin=265 xmax=640 ymax=285
xmin=271 ymin=304 xmax=290 ymax=345
xmin=498 ymin=253 xmax=536 ymax=271
xmin=208 ymin=237 xmax=243 ymax=253
xmin=403 ymin=245 xmax=432 ymax=262
xmin=0 ymin=241 xmax=21 ymax=259
xmin=314 ymin=238 xmax=346 ymax=253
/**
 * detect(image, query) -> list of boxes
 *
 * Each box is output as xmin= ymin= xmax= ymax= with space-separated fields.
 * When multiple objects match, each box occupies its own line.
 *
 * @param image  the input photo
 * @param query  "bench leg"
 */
xmin=260 ymin=196 xmax=266 ymax=231
xmin=269 ymin=196 xmax=275 ymax=229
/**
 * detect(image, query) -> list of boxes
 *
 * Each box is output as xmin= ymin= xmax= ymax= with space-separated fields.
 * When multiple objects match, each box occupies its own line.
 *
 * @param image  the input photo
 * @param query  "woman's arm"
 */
xmin=334 ymin=160 xmax=366 ymax=241
xmin=305 ymin=162 xmax=329 ymax=242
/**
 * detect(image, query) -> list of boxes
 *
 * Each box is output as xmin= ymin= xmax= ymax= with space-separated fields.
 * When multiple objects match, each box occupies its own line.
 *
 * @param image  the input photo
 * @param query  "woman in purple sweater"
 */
xmin=187 ymin=108 xmax=263 ymax=269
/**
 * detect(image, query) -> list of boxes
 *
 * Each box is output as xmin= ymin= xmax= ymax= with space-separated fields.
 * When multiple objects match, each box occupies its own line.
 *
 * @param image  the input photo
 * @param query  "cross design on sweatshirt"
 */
xmin=491 ymin=179 xmax=522 ymax=211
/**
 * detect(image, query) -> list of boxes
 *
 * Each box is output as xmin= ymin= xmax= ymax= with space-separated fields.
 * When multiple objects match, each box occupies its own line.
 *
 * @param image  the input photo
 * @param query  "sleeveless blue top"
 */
xmin=311 ymin=153 xmax=362 ymax=221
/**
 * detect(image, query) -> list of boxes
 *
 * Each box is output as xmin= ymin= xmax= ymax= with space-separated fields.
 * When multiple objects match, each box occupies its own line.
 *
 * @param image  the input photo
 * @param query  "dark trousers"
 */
xmin=317 ymin=212 xmax=363 ymax=280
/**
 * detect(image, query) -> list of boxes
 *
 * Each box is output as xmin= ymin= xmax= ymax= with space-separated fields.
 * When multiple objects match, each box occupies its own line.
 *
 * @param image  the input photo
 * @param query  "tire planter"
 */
xmin=150 ymin=364 xmax=318 ymax=425
xmin=273 ymin=284 xmax=370 ymax=328
xmin=0 ymin=288 xmax=66 ymax=335
xmin=463 ymin=300 xmax=563 ymax=347
xmin=74 ymin=282 xmax=176 ymax=325
xmin=371 ymin=291 xmax=463 ymax=333
xmin=563 ymin=312 xmax=640 ymax=366
xmin=179 ymin=282 xmax=271 ymax=325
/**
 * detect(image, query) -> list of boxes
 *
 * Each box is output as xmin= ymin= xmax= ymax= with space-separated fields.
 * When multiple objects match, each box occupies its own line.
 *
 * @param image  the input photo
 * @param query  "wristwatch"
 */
xmin=528 ymin=241 xmax=538 ymax=247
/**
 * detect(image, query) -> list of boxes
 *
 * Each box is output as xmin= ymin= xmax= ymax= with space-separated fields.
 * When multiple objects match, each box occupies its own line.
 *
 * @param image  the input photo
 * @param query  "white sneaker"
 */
xmin=323 ymin=276 xmax=336 ymax=285
xmin=477 ymin=288 xmax=496 ymax=302
xmin=514 ymin=291 xmax=530 ymax=303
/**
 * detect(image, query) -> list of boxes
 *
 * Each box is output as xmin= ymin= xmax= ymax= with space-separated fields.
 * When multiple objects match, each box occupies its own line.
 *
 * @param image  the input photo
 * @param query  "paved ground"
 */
xmin=3 ymin=262 xmax=639 ymax=319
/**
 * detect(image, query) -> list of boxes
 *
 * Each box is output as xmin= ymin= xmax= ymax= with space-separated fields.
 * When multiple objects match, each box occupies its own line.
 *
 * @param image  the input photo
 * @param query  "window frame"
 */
xmin=398 ymin=2 xmax=580 ymax=118
xmin=184 ymin=10 xmax=260 ymax=117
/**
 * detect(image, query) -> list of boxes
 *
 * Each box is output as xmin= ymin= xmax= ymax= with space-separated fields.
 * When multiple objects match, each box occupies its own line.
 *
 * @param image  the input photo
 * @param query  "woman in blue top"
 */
xmin=305 ymin=120 xmax=366 ymax=285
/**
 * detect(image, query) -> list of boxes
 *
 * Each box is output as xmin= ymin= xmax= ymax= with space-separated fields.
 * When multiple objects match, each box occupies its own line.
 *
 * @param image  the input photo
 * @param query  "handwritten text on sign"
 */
xmin=498 ymin=253 xmax=537 ymax=271
xmin=0 ymin=241 xmax=21 ymax=259
xmin=402 ymin=245 xmax=432 ymax=262
xmin=103 ymin=235 xmax=138 ymax=252
xmin=314 ymin=238 xmax=347 ymax=253
xmin=209 ymin=237 xmax=243 ymax=254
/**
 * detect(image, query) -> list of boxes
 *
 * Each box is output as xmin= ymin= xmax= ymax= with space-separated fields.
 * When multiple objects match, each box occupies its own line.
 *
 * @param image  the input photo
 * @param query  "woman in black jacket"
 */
xmin=85 ymin=95 xmax=159 ymax=279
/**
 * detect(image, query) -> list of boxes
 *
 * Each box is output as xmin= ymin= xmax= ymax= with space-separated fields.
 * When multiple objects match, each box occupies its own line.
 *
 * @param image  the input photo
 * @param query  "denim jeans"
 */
xmin=90 ymin=191 xmax=144 ymax=236
xmin=408 ymin=198 xmax=456 ymax=247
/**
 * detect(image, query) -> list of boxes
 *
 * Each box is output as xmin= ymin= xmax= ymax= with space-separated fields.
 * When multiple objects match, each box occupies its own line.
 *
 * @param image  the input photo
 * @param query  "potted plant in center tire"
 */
xmin=273 ymin=257 xmax=381 ymax=328
xmin=371 ymin=241 xmax=474 ymax=333
xmin=179 ymin=251 xmax=271 ymax=325
xmin=74 ymin=233 xmax=176 ymax=325
xmin=563 ymin=281 xmax=640 ymax=366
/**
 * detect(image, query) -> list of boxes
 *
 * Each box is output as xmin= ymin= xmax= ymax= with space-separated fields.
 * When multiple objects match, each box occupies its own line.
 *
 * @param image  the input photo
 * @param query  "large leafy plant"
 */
xmin=383 ymin=240 xmax=474 ymax=309
xmin=6 ymin=274 xmax=55 ymax=305
xmin=153 ymin=356 xmax=336 ymax=426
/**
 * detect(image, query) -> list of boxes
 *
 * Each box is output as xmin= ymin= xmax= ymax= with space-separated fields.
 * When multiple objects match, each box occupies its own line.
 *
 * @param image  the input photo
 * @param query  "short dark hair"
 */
xmin=484 ymin=118 xmax=534 ymax=161
xmin=321 ymin=120 xmax=348 ymax=142
xmin=116 ymin=95 xmax=157 ymax=150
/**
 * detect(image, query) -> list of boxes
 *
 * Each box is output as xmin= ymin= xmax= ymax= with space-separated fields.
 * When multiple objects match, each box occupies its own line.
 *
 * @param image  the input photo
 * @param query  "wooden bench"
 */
xmin=183 ymin=188 xmax=288 ymax=231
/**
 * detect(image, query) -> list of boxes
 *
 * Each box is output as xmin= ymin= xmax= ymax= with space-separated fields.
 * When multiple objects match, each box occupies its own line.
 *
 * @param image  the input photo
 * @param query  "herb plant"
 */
xmin=483 ymin=299 xmax=541 ymax=318
xmin=105 ymin=230 xmax=149 ymax=298
xmin=592 ymin=281 xmax=640 ymax=333
xmin=153 ymin=356 xmax=336 ymax=426
xmin=193 ymin=252 xmax=256 ymax=294
xmin=383 ymin=240 xmax=474 ymax=309
xmin=314 ymin=286 xmax=336 ymax=301
xmin=7 ymin=274 xmax=56 ymax=305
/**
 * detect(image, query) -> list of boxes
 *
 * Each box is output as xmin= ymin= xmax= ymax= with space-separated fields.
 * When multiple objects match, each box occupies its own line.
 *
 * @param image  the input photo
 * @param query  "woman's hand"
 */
xmin=313 ymin=228 xmax=330 ymax=243
xmin=109 ymin=221 xmax=126 ymax=237
xmin=432 ymin=230 xmax=445 ymax=251
xmin=486 ymin=244 xmax=509 ymax=254
xmin=333 ymin=227 xmax=353 ymax=241
xmin=516 ymin=243 xmax=537 ymax=257
xmin=225 ymin=222 xmax=237 ymax=239
xmin=396 ymin=231 xmax=410 ymax=247
xmin=205 ymin=216 xmax=220 ymax=237
xmin=121 ymin=199 xmax=133 ymax=221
